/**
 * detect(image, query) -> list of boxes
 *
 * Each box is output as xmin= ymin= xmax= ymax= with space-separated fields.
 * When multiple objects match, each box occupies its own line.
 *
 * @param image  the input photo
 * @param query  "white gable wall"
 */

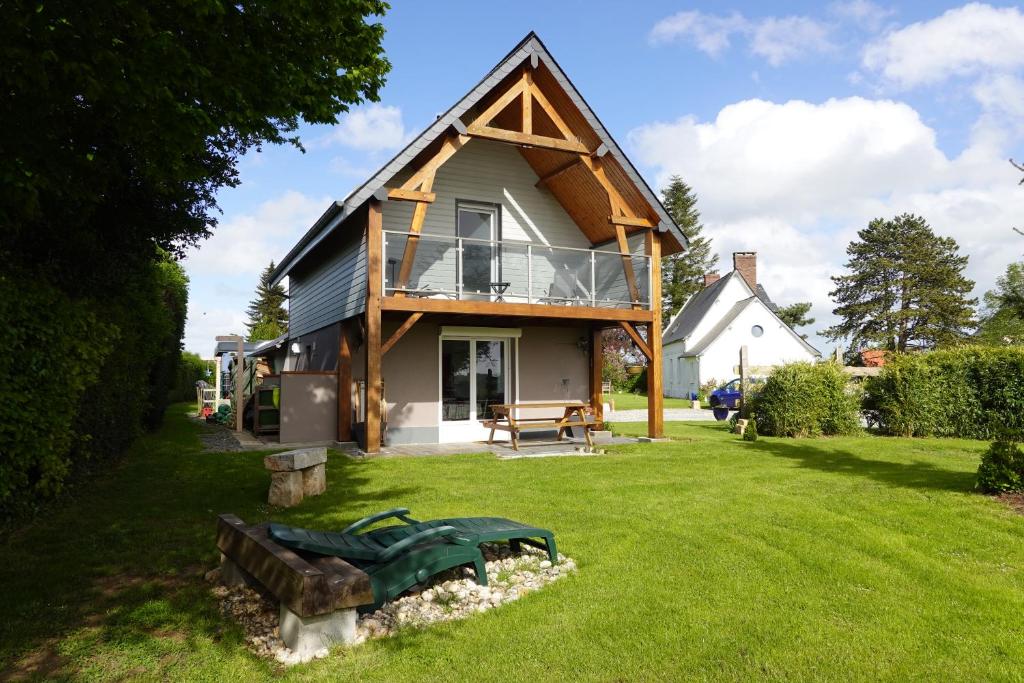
xmin=664 ymin=299 xmax=818 ymax=398
xmin=681 ymin=275 xmax=751 ymax=352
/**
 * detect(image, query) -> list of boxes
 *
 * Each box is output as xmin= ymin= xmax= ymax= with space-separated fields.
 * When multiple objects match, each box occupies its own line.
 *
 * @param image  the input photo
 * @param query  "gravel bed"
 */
xmin=207 ymin=542 xmax=576 ymax=666
xmin=195 ymin=419 xmax=243 ymax=452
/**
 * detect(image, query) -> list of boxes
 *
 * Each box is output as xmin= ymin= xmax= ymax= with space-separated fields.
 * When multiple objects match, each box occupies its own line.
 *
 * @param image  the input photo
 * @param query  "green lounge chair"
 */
xmin=268 ymin=521 xmax=486 ymax=611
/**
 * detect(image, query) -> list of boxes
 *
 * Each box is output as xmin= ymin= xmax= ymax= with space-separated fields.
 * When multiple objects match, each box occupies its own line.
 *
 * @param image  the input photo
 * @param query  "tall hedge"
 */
xmin=865 ymin=347 xmax=1024 ymax=440
xmin=0 ymin=255 xmax=187 ymax=514
xmin=752 ymin=362 xmax=862 ymax=437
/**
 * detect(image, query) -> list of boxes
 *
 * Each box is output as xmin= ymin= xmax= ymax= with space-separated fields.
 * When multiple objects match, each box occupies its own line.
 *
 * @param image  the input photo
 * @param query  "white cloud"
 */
xmin=862 ymin=3 xmax=1024 ymax=89
xmin=972 ymin=73 xmax=1024 ymax=117
xmin=751 ymin=16 xmax=835 ymax=67
xmin=628 ymin=95 xmax=1024 ymax=350
xmin=829 ymin=0 xmax=895 ymax=31
xmin=649 ymin=10 xmax=834 ymax=66
xmin=649 ymin=10 xmax=749 ymax=56
xmin=322 ymin=104 xmax=408 ymax=151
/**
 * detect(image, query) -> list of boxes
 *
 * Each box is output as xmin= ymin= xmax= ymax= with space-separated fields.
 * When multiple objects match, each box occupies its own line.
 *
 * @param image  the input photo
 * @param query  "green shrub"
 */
xmin=171 ymin=352 xmax=212 ymax=403
xmin=743 ymin=419 xmax=758 ymax=442
xmin=976 ymin=440 xmax=1024 ymax=493
xmin=866 ymin=347 xmax=1024 ymax=440
xmin=752 ymin=362 xmax=861 ymax=437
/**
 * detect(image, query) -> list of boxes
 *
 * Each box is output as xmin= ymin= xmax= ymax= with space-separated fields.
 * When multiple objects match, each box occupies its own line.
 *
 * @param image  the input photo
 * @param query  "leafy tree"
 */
xmin=776 ymin=302 xmax=815 ymax=338
xmin=824 ymin=213 xmax=977 ymax=352
xmin=977 ymin=262 xmax=1024 ymax=345
xmin=660 ymin=176 xmax=717 ymax=325
xmin=246 ymin=262 xmax=289 ymax=340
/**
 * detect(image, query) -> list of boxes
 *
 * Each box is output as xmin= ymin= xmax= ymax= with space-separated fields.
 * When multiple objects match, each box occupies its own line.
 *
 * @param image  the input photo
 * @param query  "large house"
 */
xmin=662 ymin=252 xmax=820 ymax=398
xmin=268 ymin=33 xmax=689 ymax=452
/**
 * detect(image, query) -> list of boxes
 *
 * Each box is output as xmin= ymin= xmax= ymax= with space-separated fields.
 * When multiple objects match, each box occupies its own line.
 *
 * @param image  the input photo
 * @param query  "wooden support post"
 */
xmin=216 ymin=334 xmax=245 ymax=432
xmin=522 ymin=69 xmax=533 ymax=135
xmin=365 ymin=200 xmax=383 ymax=453
xmin=590 ymin=327 xmax=604 ymax=429
xmin=393 ymin=173 xmax=434 ymax=297
xmin=614 ymin=223 xmax=642 ymax=307
xmin=739 ymin=345 xmax=749 ymax=416
xmin=337 ymin=322 xmax=351 ymax=442
xmin=646 ymin=231 xmax=664 ymax=439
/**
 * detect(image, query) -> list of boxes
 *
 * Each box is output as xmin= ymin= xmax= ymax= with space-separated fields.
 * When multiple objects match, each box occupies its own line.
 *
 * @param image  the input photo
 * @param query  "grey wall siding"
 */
xmin=288 ymin=221 xmax=367 ymax=338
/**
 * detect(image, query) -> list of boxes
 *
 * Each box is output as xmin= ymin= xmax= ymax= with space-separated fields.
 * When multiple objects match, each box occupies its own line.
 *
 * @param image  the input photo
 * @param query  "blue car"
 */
xmin=709 ymin=378 xmax=743 ymax=410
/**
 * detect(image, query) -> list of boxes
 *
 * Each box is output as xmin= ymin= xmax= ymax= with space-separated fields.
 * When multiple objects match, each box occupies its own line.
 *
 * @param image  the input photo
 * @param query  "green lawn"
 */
xmin=2 ymin=406 xmax=1023 ymax=681
xmin=606 ymin=391 xmax=699 ymax=410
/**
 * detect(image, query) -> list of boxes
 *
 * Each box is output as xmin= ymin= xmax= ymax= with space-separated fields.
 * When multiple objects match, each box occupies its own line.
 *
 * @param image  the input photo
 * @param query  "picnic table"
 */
xmin=485 ymin=401 xmax=596 ymax=451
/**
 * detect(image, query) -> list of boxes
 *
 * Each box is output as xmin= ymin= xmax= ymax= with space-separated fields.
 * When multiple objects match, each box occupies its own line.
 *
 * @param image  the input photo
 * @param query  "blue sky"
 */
xmin=182 ymin=1 xmax=1024 ymax=355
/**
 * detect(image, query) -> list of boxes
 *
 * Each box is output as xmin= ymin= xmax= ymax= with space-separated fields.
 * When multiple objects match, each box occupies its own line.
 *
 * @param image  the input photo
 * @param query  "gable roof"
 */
xmin=270 ymin=32 xmax=688 ymax=286
xmin=662 ymin=271 xmax=737 ymax=346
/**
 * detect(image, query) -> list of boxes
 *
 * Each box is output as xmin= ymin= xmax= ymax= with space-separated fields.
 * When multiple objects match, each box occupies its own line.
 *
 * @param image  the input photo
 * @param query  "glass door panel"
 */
xmin=441 ymin=339 xmax=470 ymax=422
xmin=475 ymin=340 xmax=505 ymax=420
xmin=457 ymin=205 xmax=497 ymax=299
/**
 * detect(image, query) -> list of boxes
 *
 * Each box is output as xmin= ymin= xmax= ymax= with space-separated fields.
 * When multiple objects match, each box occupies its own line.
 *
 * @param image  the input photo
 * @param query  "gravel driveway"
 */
xmin=605 ymin=408 xmax=722 ymax=422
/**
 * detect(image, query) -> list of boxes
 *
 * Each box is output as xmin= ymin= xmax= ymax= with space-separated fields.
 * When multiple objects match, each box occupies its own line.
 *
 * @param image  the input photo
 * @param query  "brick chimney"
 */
xmin=733 ymin=252 xmax=756 ymax=290
xmin=703 ymin=272 xmax=721 ymax=288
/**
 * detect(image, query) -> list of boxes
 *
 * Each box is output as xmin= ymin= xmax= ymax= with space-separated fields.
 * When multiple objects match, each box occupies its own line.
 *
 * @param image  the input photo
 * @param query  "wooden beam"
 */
xmin=400 ymin=134 xmax=469 ymax=192
xmin=466 ymin=124 xmax=588 ymax=154
xmin=365 ymin=199 xmax=383 ymax=454
xmin=393 ymin=171 xmax=435 ymax=297
xmin=590 ymin=327 xmax=604 ymax=429
xmin=608 ymin=215 xmax=656 ymax=228
xmin=382 ymin=312 xmax=423 ymax=355
xmin=387 ymin=188 xmax=436 ymax=203
xmin=528 ymin=82 xmax=575 ymax=140
xmin=469 ymin=78 xmax=526 ymax=130
xmin=579 ymin=155 xmax=637 ymax=220
xmin=615 ymin=224 xmax=642 ymax=307
xmin=646 ymin=230 xmax=664 ymax=439
xmin=522 ymin=69 xmax=533 ymax=135
xmin=535 ymin=156 xmax=582 ymax=187
xmin=590 ymin=228 xmax=651 ymax=251
xmin=618 ymin=321 xmax=652 ymax=360
xmin=381 ymin=296 xmax=654 ymax=323
xmin=337 ymin=322 xmax=351 ymax=442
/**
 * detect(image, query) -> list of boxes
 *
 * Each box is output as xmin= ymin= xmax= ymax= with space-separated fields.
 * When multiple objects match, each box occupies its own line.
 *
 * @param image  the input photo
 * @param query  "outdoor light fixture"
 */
xmin=290 ymin=342 xmax=301 ymax=354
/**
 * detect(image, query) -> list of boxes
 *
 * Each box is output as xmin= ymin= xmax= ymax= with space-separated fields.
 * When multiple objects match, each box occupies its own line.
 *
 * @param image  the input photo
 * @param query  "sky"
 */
xmin=181 ymin=0 xmax=1024 ymax=356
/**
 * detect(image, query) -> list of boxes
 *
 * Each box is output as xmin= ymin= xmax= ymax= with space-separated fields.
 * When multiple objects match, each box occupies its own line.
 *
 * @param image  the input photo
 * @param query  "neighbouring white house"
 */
xmin=662 ymin=252 xmax=820 ymax=398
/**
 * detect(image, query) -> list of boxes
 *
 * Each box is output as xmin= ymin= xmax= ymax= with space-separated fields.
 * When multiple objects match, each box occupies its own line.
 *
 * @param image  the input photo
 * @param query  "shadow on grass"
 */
xmin=0 ymin=407 xmax=420 ymax=679
xmin=748 ymin=437 xmax=977 ymax=494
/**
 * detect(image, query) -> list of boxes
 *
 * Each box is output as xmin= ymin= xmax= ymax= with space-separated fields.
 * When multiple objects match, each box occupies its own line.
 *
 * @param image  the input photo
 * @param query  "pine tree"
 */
xmin=776 ymin=302 xmax=815 ymax=339
xmin=660 ymin=176 xmax=717 ymax=325
xmin=246 ymin=262 xmax=289 ymax=341
xmin=977 ymin=262 xmax=1024 ymax=345
xmin=824 ymin=214 xmax=976 ymax=352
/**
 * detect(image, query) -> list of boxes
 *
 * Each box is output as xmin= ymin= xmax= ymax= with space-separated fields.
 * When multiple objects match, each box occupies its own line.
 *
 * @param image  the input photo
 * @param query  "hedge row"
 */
xmin=864 ymin=347 xmax=1024 ymax=440
xmin=751 ymin=362 xmax=861 ymax=437
xmin=0 ymin=256 xmax=187 ymax=515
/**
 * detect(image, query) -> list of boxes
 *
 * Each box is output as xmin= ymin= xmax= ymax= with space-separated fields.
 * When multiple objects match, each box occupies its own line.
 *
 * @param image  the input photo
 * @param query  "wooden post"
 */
xmin=216 ymin=334 xmax=245 ymax=432
xmin=337 ymin=321 xmax=352 ymax=442
xmin=590 ymin=327 xmax=604 ymax=429
xmin=738 ymin=345 xmax=749 ymax=415
xmin=645 ymin=232 xmax=664 ymax=438
xmin=365 ymin=200 xmax=383 ymax=453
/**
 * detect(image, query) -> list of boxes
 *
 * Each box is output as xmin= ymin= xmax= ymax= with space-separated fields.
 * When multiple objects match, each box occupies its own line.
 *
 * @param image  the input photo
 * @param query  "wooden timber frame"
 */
xmin=353 ymin=57 xmax=669 ymax=450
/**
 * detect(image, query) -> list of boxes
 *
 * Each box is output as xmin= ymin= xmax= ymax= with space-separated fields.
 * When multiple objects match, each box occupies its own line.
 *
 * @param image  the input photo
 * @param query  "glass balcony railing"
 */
xmin=382 ymin=230 xmax=651 ymax=309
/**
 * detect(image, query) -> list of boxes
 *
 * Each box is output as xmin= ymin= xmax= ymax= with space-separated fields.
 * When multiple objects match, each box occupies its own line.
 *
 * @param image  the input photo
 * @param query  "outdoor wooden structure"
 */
xmin=270 ymin=34 xmax=689 ymax=453
xmin=215 ymin=514 xmax=373 ymax=616
xmin=485 ymin=401 xmax=596 ymax=451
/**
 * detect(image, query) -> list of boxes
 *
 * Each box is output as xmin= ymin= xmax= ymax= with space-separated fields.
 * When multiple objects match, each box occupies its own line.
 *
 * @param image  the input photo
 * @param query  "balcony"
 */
xmin=382 ymin=230 xmax=651 ymax=310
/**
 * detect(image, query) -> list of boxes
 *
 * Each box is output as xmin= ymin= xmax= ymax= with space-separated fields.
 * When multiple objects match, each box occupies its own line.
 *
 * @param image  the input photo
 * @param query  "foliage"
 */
xmin=977 ymin=262 xmax=1024 ymax=345
xmin=776 ymin=301 xmax=815 ymax=338
xmin=752 ymin=362 xmax=861 ymax=437
xmin=824 ymin=214 xmax=976 ymax=353
xmin=601 ymin=349 xmax=629 ymax=392
xmin=171 ymin=352 xmax=212 ymax=403
xmin=246 ymin=262 xmax=289 ymax=341
xmin=976 ymin=440 xmax=1024 ymax=493
xmin=865 ymin=346 xmax=1024 ymax=440
xmin=660 ymin=176 xmax=717 ymax=325
xmin=742 ymin=418 xmax=759 ymax=442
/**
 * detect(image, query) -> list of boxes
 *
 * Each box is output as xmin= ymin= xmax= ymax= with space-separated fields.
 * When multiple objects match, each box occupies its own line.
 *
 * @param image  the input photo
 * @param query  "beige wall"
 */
xmin=279 ymin=372 xmax=337 ymax=443
xmin=381 ymin=318 xmax=441 ymax=429
xmin=516 ymin=325 xmax=589 ymax=419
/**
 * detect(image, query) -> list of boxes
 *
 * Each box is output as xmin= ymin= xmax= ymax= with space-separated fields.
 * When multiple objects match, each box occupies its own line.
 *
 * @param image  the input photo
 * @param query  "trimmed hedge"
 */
xmin=752 ymin=362 xmax=861 ymax=437
xmin=0 ymin=255 xmax=187 ymax=515
xmin=865 ymin=347 xmax=1024 ymax=440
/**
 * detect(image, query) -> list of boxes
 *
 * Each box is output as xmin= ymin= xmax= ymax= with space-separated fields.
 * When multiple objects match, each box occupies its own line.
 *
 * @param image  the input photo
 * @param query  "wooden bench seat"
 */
xmin=484 ymin=402 xmax=596 ymax=451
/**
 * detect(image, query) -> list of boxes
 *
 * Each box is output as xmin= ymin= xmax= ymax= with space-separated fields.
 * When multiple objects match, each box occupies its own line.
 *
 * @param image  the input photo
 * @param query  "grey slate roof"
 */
xmin=681 ymin=297 xmax=754 ymax=357
xmin=662 ymin=272 xmax=736 ymax=346
xmin=269 ymin=31 xmax=688 ymax=286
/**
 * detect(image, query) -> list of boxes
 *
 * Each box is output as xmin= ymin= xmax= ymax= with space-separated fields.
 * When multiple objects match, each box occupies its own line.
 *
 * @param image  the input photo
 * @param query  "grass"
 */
xmin=2 ymin=406 xmax=1023 ymax=681
xmin=606 ymin=391 xmax=699 ymax=410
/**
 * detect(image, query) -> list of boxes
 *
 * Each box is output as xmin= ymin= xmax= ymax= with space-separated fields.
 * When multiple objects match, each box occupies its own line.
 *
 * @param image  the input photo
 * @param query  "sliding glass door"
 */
xmin=439 ymin=336 xmax=508 ymax=441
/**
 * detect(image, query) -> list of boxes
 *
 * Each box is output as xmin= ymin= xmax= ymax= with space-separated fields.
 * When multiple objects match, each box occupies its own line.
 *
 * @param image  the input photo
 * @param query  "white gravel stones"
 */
xmin=209 ymin=542 xmax=576 ymax=665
